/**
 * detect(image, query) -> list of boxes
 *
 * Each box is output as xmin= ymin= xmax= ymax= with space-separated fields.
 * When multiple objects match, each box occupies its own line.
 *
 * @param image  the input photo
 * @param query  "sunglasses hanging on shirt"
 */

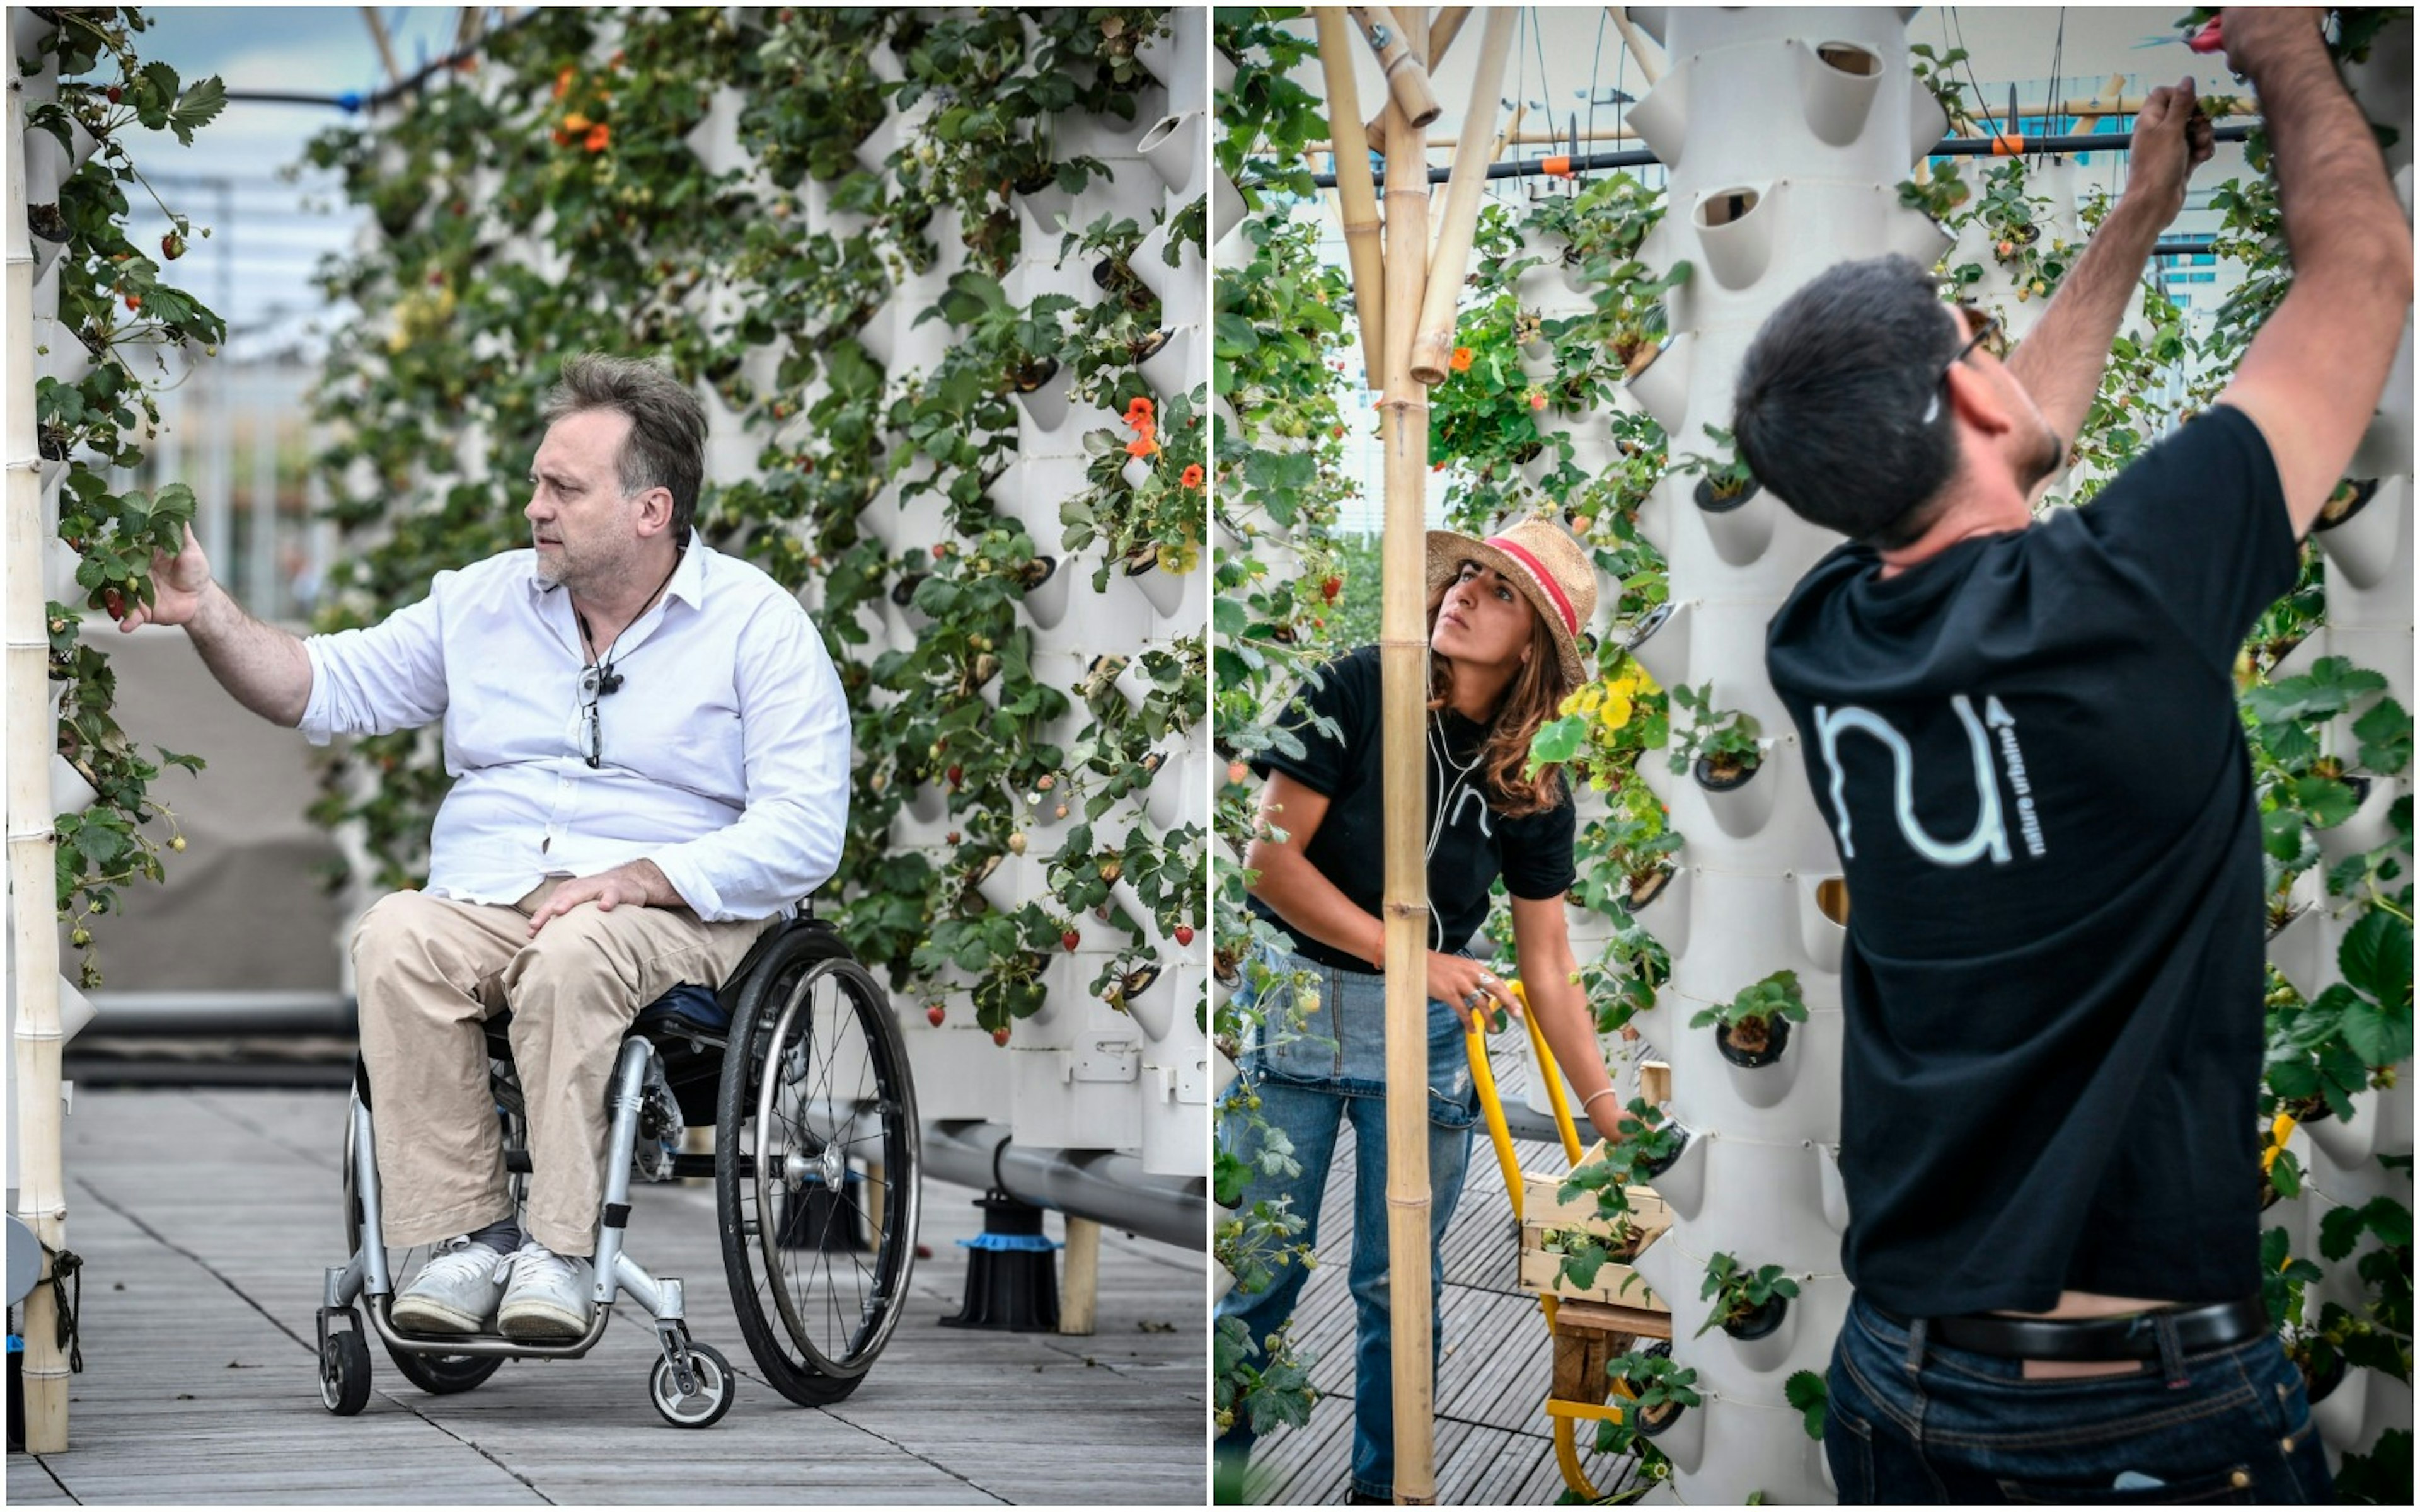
xmin=572 ymin=547 xmax=683 ymax=768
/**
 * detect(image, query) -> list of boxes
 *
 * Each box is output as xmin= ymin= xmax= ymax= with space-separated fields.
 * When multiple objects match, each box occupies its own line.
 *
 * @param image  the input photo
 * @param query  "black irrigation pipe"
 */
xmin=1311 ymin=122 xmax=2259 ymax=188
xmin=220 ymin=11 xmax=541 ymax=115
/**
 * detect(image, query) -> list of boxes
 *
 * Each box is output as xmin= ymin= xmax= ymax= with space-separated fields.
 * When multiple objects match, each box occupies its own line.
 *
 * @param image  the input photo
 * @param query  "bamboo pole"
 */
xmin=1347 ymin=5 xmax=1442 ymax=129
xmin=1494 ymin=104 xmax=1529 ymax=166
xmin=1057 ymin=1216 xmax=1100 ymax=1336
xmin=7 ymin=72 xmax=71 ymax=1457
xmin=1606 ymin=6 xmax=1665 ymax=88
xmin=1409 ymin=9 xmax=1516 ymax=384
xmin=1376 ymin=5 xmax=1436 ymax=1500
xmin=359 ymin=6 xmax=404 ymax=88
xmin=1316 ymin=9 xmax=1388 ymax=392
xmin=1358 ymin=6 xmax=1472 ymax=152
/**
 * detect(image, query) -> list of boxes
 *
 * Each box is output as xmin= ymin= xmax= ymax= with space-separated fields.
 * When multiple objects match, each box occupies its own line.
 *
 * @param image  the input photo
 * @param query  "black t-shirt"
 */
xmin=1249 ymin=645 xmax=1577 ymax=973
xmin=1765 ymin=405 xmax=2298 ymax=1317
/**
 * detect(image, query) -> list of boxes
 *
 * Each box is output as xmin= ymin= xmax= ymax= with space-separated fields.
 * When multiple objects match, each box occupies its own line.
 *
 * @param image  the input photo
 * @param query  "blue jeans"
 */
xmin=1215 ymin=948 xmax=1480 ymax=1502
xmin=1828 ymin=1293 xmax=2334 ymax=1503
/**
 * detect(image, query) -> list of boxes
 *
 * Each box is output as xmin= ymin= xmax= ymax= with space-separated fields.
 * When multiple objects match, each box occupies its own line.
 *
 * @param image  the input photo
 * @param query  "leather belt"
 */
xmin=1874 ymin=1298 xmax=2269 ymax=1363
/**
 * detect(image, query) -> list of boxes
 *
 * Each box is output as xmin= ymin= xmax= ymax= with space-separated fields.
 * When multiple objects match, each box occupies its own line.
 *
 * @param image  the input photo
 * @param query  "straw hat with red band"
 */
xmin=1424 ymin=517 xmax=1597 ymax=688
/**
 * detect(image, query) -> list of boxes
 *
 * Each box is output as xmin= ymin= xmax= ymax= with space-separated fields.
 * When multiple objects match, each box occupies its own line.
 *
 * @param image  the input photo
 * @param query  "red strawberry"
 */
xmin=160 ymin=232 xmax=184 ymax=261
xmin=926 ymin=1004 xmax=946 ymax=1027
xmin=947 ymin=764 xmax=963 ymax=788
xmin=102 ymin=588 xmax=124 ymax=619
xmin=105 ymin=84 xmax=122 ymax=103
xmin=1322 ymin=576 xmax=1342 ymax=603
xmin=1062 ymin=929 xmax=1081 ymax=951
xmin=991 ymin=1026 xmax=1011 ymax=1047
xmin=1175 ymin=925 xmax=1195 ymax=946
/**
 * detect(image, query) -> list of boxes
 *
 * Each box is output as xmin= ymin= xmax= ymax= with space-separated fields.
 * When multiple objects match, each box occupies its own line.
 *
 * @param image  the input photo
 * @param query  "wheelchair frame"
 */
xmin=316 ymin=917 xmax=921 ymax=1428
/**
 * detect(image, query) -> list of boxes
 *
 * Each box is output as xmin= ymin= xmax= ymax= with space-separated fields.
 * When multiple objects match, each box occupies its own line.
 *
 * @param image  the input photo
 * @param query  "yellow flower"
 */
xmin=1599 ymin=690 xmax=1635 ymax=731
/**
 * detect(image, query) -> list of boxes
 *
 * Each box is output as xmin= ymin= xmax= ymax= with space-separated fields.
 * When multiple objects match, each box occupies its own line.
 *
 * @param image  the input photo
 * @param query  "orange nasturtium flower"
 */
xmin=1180 ymin=464 xmax=1205 ymax=489
xmin=1125 ymin=432 xmax=1161 ymax=460
xmin=1124 ymin=395 xmax=1155 ymax=426
xmin=553 ymin=66 xmax=575 ymax=100
xmin=1450 ymin=346 xmax=1473 ymax=372
xmin=585 ymin=123 xmax=611 ymax=152
xmin=563 ymin=111 xmax=592 ymax=134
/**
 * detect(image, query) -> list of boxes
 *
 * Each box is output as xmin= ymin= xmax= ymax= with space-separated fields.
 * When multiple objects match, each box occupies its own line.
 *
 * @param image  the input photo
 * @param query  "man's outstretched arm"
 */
xmin=119 ymin=525 xmax=314 ymax=726
xmin=2003 ymin=76 xmax=2215 ymax=464
xmin=2218 ymin=6 xmax=2416 ymax=537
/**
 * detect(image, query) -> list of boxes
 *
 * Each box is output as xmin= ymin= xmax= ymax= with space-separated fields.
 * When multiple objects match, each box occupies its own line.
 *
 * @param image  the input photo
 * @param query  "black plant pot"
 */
xmin=2316 ymin=477 xmax=2382 ymax=532
xmin=1723 ymin=1294 xmax=1789 ymax=1343
xmin=1626 ymin=866 xmax=1676 ymax=910
xmin=1715 ymin=1016 xmax=1790 ymax=1070
xmin=1634 ymin=1398 xmax=1686 ymax=1438
xmin=2302 ymin=1348 xmax=2349 ymax=1406
xmin=1636 ymin=1125 xmax=1691 ymax=1182
xmin=1693 ymin=477 xmax=1761 ymax=514
xmin=1011 ymin=356 xmax=1061 ymax=394
xmin=1693 ymin=754 xmax=1760 ymax=793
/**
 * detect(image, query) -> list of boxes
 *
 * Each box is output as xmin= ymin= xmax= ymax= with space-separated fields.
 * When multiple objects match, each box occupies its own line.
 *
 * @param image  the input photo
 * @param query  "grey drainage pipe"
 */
xmin=920 ymin=1119 xmax=1206 ymax=1252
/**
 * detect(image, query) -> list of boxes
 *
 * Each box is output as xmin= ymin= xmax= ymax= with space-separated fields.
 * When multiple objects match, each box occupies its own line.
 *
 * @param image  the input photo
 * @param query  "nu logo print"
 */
xmin=1812 ymin=695 xmax=2037 ymax=867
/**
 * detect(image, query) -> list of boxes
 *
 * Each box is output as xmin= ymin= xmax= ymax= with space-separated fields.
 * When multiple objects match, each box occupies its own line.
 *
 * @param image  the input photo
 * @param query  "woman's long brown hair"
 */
xmin=1425 ymin=578 xmax=1573 ymax=818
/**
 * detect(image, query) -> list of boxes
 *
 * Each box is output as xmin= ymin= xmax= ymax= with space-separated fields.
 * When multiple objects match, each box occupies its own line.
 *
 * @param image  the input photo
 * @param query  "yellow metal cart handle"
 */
xmin=1465 ymin=976 xmax=1587 ymax=1232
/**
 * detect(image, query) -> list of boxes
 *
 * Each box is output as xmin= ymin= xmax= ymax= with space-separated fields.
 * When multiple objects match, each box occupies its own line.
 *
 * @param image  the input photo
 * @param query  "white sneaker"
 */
xmin=391 ymin=1236 xmax=509 ymax=1334
xmin=496 ymin=1242 xmax=596 ymax=1341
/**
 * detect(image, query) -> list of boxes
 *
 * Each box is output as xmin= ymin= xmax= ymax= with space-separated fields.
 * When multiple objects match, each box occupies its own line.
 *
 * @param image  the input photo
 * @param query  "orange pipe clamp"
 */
xmin=1989 ymin=132 xmax=2025 ymax=156
xmin=1541 ymin=154 xmax=1576 ymax=178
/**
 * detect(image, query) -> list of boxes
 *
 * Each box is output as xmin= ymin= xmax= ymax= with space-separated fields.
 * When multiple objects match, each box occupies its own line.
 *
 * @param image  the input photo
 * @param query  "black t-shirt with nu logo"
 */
xmin=1250 ymin=645 xmax=1577 ymax=974
xmin=1766 ymin=405 xmax=2299 ymax=1318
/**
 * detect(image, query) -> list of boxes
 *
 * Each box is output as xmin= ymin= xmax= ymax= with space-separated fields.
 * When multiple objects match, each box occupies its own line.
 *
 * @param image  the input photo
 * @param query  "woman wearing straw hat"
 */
xmin=1215 ymin=517 xmax=1622 ymax=1504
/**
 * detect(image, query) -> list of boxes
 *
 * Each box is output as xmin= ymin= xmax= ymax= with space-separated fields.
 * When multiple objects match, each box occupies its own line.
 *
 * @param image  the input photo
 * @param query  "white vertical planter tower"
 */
xmin=1613 ymin=9 xmax=1947 ymax=1503
xmin=6 ymin=13 xmax=105 ymax=1451
xmin=2264 ymin=14 xmax=2415 ymax=1471
xmin=889 ymin=9 xmax=1211 ymax=1186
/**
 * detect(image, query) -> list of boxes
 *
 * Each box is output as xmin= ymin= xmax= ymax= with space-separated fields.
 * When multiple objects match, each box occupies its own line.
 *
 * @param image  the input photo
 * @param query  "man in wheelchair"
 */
xmin=117 ymin=352 xmax=850 ymax=1342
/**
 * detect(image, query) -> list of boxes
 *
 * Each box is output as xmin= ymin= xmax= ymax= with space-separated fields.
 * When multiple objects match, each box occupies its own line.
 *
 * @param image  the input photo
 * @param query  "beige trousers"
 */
xmin=352 ymin=881 xmax=772 ymax=1256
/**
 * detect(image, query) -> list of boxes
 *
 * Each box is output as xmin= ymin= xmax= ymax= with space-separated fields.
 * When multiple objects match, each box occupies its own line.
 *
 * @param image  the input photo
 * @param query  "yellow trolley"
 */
xmin=1465 ymin=983 xmax=1673 ymax=1500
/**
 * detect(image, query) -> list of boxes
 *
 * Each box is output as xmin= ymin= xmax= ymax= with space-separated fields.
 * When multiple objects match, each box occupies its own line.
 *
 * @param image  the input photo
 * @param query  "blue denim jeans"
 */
xmin=1828 ymin=1293 xmax=2334 ymax=1503
xmin=1215 ymin=948 xmax=1480 ymax=1502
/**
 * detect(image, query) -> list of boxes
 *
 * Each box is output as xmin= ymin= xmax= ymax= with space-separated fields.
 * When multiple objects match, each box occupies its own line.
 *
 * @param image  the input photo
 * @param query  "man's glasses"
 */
xmin=1922 ymin=302 xmax=2010 ymax=424
xmin=577 ymin=664 xmax=622 ymax=769
xmin=1949 ymin=301 xmax=2010 ymax=364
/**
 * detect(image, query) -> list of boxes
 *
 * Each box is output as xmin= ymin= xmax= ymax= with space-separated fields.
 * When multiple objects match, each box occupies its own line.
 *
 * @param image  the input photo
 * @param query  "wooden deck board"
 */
xmin=8 ymin=1087 xmax=1204 ymax=1504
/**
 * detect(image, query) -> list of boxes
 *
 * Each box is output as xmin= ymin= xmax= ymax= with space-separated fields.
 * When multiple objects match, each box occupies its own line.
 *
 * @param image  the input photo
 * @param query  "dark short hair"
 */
xmin=1731 ymin=256 xmax=1963 ymax=547
xmin=541 ymin=353 xmax=707 ymax=541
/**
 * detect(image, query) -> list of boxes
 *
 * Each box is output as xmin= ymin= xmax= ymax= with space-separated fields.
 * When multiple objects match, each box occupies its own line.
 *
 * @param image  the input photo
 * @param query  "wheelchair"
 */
xmin=316 ymin=914 xmax=920 ymax=1427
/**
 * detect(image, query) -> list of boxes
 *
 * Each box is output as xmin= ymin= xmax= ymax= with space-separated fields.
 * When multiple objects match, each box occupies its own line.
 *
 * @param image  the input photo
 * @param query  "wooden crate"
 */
xmin=1517 ymin=1152 xmax=1673 ymax=1311
xmin=1548 ymin=1298 xmax=1674 ymax=1404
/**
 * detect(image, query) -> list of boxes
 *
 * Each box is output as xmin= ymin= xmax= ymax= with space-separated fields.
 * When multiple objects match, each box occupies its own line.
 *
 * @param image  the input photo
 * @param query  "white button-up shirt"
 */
xmin=298 ymin=539 xmax=850 ymax=922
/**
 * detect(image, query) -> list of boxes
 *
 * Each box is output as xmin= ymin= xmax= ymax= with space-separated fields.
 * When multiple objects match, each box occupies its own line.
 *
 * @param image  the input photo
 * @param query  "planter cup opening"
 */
xmin=1693 ymin=183 xmax=1774 ymax=291
xmin=1799 ymin=39 xmax=1886 ymax=146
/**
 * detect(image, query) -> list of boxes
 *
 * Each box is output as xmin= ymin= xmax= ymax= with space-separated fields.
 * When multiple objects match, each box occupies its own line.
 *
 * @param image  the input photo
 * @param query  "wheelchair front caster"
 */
xmin=648 ymin=1339 xmax=735 ymax=1428
xmin=321 ymin=1329 xmax=373 ymax=1416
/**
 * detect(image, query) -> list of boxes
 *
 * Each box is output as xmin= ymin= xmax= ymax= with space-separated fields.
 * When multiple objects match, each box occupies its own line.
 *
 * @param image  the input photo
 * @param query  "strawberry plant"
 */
xmin=21 ymin=9 xmax=228 ymax=984
xmin=1697 ymin=1251 xmax=1801 ymax=1339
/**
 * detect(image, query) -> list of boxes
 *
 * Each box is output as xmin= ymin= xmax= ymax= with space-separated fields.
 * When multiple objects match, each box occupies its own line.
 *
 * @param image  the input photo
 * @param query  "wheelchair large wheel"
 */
xmin=715 ymin=929 xmax=919 ymax=1406
xmin=341 ymin=1063 xmax=511 ymax=1397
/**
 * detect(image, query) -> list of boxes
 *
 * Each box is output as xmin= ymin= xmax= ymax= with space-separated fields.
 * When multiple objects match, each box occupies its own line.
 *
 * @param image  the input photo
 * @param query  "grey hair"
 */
xmin=541 ymin=353 xmax=708 ymax=541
